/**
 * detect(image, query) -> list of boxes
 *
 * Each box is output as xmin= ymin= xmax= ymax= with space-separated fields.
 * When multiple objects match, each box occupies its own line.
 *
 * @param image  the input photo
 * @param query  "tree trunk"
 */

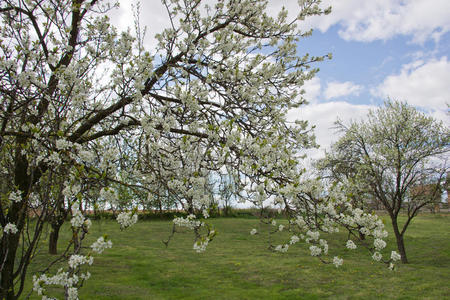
xmin=391 ymin=217 xmax=408 ymax=263
xmin=1 ymin=235 xmax=20 ymax=300
xmin=0 ymin=148 xmax=31 ymax=299
xmin=48 ymin=223 xmax=62 ymax=255
xmin=48 ymin=198 xmax=67 ymax=255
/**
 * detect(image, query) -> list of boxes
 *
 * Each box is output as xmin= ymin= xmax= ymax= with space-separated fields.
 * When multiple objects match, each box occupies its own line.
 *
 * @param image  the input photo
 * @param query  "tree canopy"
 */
xmin=0 ymin=1 xmax=398 ymax=299
xmin=318 ymin=100 xmax=450 ymax=263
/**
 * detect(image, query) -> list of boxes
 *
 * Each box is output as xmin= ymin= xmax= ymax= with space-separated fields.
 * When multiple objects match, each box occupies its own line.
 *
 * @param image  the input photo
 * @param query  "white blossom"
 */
xmin=3 ymin=223 xmax=18 ymax=234
xmin=9 ymin=191 xmax=22 ymax=203
xmin=100 ymin=188 xmax=118 ymax=206
xmin=193 ymin=239 xmax=209 ymax=253
xmin=275 ymin=244 xmax=289 ymax=253
xmin=173 ymin=214 xmax=203 ymax=230
xmin=374 ymin=238 xmax=386 ymax=251
xmin=32 ymin=275 xmax=45 ymax=296
xmin=333 ymin=256 xmax=343 ymax=268
xmin=289 ymin=235 xmax=300 ymax=245
xmin=372 ymin=252 xmax=382 ymax=262
xmin=68 ymin=255 xmax=94 ymax=269
xmin=33 ymin=267 xmax=91 ymax=300
xmin=250 ymin=228 xmax=258 ymax=235
xmin=83 ymin=219 xmax=92 ymax=230
xmin=309 ymin=245 xmax=322 ymax=256
xmin=116 ymin=212 xmax=138 ymax=229
xmin=67 ymin=287 xmax=78 ymax=300
xmin=90 ymin=236 xmax=112 ymax=254
xmin=359 ymin=227 xmax=370 ymax=235
xmin=78 ymin=150 xmax=95 ymax=163
xmin=70 ymin=209 xmax=85 ymax=228
xmin=46 ymin=152 xmax=62 ymax=165
xmin=80 ymin=272 xmax=91 ymax=281
xmin=373 ymin=228 xmax=388 ymax=239
xmin=295 ymin=216 xmax=306 ymax=227
xmin=346 ymin=240 xmax=357 ymax=250
xmin=306 ymin=230 xmax=320 ymax=242
xmin=391 ymin=251 xmax=401 ymax=262
xmin=55 ymin=139 xmax=72 ymax=150
xmin=319 ymin=239 xmax=328 ymax=255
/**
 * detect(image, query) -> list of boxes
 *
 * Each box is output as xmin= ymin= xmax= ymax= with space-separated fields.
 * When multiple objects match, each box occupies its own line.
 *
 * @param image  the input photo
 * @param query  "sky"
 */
xmin=109 ymin=0 xmax=450 ymax=160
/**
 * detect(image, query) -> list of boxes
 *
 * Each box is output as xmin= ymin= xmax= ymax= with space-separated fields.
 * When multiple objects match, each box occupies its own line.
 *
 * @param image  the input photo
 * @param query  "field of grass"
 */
xmin=24 ymin=213 xmax=450 ymax=299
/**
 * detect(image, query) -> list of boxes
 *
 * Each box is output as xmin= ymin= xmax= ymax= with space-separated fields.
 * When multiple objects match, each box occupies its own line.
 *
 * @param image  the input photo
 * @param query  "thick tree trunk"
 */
xmin=1 ymin=149 xmax=30 ymax=299
xmin=48 ymin=223 xmax=62 ymax=255
xmin=224 ymin=201 xmax=229 ymax=216
xmin=1 ymin=235 xmax=20 ymax=300
xmin=391 ymin=217 xmax=408 ymax=263
xmin=48 ymin=197 xmax=67 ymax=255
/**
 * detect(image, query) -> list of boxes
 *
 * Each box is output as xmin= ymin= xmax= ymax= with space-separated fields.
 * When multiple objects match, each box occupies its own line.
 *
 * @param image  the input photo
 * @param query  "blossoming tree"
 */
xmin=0 ymin=1 xmax=398 ymax=299
xmin=318 ymin=100 xmax=449 ymax=263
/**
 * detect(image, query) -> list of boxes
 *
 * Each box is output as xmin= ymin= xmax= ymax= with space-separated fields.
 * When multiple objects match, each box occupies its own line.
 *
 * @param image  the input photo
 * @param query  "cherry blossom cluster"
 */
xmin=33 ymin=268 xmax=91 ymax=300
xmin=171 ymin=214 xmax=217 ymax=253
xmin=173 ymin=214 xmax=204 ymax=230
xmin=32 ymin=201 xmax=128 ymax=299
xmin=249 ymin=178 xmax=400 ymax=269
xmin=2 ymin=223 xmax=18 ymax=235
xmin=116 ymin=211 xmax=138 ymax=230
xmin=90 ymin=236 xmax=113 ymax=254
xmin=70 ymin=208 xmax=91 ymax=229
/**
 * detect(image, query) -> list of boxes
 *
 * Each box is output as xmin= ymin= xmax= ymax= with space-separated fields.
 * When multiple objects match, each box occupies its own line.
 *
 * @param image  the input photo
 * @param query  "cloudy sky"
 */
xmin=110 ymin=0 xmax=450 ymax=159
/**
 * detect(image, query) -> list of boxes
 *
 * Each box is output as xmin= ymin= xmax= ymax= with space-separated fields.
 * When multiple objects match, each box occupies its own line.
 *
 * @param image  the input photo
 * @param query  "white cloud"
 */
xmin=301 ymin=77 xmax=322 ymax=104
xmin=302 ymin=101 xmax=372 ymax=150
xmin=302 ymin=0 xmax=450 ymax=44
xmin=108 ymin=0 xmax=177 ymax=49
xmin=288 ymin=101 xmax=373 ymax=160
xmin=109 ymin=1 xmax=450 ymax=45
xmin=324 ymin=81 xmax=362 ymax=100
xmin=373 ymin=56 xmax=450 ymax=116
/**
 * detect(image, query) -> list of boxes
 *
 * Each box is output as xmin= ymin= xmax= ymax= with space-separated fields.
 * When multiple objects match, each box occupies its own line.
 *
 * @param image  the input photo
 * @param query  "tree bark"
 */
xmin=48 ymin=222 xmax=62 ymax=255
xmin=1 ymin=148 xmax=30 ymax=299
xmin=1 ymin=235 xmax=20 ymax=300
xmin=391 ymin=217 xmax=408 ymax=263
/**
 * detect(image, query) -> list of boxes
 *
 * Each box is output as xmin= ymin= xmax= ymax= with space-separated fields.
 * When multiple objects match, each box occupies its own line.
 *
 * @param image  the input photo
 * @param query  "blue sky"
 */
xmin=111 ymin=0 xmax=450 ymax=158
xmin=299 ymin=21 xmax=450 ymax=106
xmin=293 ymin=23 xmax=449 ymax=156
xmin=280 ymin=0 xmax=450 ymax=159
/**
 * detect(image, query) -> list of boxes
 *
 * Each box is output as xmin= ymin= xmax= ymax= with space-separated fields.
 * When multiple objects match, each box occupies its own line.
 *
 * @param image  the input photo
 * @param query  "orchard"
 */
xmin=0 ymin=1 xmax=447 ymax=299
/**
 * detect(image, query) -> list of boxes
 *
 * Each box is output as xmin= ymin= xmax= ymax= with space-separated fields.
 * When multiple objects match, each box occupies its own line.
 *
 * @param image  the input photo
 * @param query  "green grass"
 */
xmin=24 ymin=214 xmax=450 ymax=299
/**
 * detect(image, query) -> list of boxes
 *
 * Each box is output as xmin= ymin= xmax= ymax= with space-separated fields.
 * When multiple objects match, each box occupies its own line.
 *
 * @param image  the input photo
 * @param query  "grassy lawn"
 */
xmin=24 ymin=213 xmax=450 ymax=299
